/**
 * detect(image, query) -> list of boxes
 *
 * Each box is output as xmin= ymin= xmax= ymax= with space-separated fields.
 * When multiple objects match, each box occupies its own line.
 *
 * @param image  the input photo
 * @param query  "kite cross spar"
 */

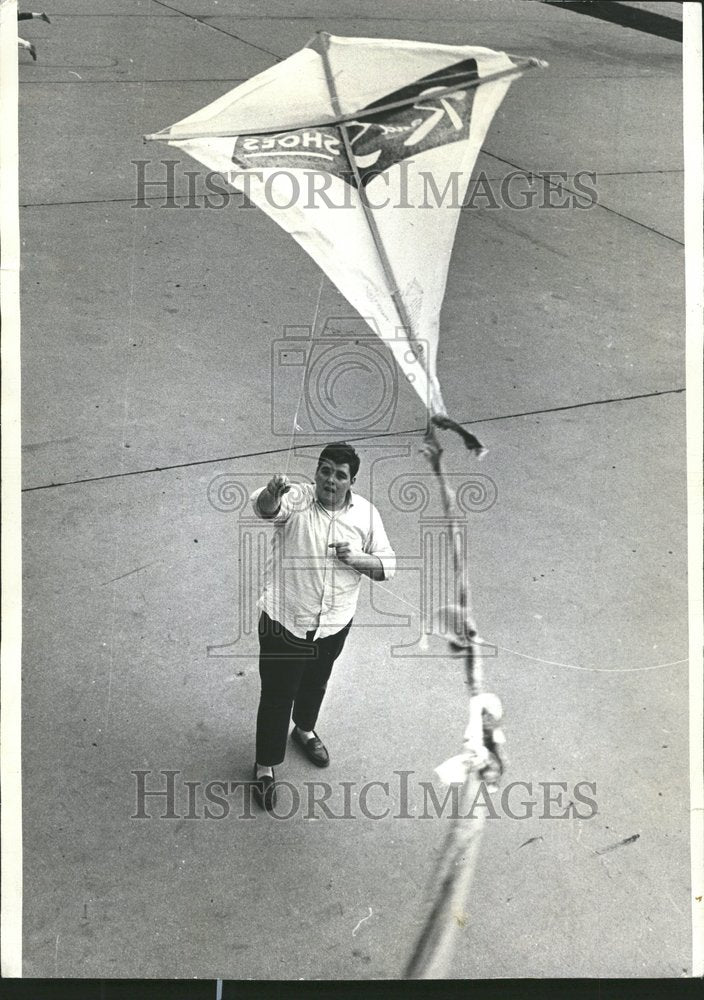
xmin=145 ymin=32 xmax=545 ymax=977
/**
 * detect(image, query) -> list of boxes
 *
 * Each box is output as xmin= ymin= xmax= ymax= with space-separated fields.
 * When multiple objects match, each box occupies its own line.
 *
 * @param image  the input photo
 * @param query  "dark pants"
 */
xmin=255 ymin=611 xmax=352 ymax=766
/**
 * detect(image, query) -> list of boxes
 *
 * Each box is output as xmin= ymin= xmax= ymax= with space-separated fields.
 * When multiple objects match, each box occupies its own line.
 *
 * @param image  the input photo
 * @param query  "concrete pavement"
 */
xmin=18 ymin=0 xmax=689 ymax=979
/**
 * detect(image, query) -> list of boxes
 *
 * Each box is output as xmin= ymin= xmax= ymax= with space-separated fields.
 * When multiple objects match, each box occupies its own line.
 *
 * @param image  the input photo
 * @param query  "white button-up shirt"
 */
xmin=249 ymin=482 xmax=396 ymax=639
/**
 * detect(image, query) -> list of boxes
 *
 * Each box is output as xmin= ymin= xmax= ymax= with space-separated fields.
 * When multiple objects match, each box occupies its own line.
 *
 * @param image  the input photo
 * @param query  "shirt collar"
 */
xmin=314 ymin=487 xmax=354 ymax=512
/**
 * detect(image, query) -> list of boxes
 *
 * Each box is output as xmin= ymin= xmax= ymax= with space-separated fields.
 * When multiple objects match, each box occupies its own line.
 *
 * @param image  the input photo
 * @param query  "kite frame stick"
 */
xmin=401 ymin=432 xmax=500 ymax=979
xmin=316 ymin=48 xmax=493 ymax=975
xmin=421 ymin=427 xmax=475 ymax=623
xmin=142 ymin=58 xmax=547 ymax=143
xmin=403 ymin=769 xmax=487 ymax=979
xmin=315 ymin=33 xmax=435 ymax=402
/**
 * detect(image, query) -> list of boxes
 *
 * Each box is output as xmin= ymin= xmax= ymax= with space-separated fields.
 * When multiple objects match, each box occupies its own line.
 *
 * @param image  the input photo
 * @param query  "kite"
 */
xmin=145 ymin=32 xmax=546 ymax=978
xmin=145 ymin=32 xmax=546 ymax=456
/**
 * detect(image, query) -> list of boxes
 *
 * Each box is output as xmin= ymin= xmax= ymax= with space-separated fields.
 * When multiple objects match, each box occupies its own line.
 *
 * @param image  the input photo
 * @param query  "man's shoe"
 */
xmin=252 ymin=765 xmax=277 ymax=812
xmin=291 ymin=728 xmax=330 ymax=768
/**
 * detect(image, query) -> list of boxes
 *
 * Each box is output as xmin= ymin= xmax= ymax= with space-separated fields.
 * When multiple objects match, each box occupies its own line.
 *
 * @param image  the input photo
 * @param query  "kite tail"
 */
xmin=406 ymin=420 xmax=505 ymax=980
xmin=430 ymin=414 xmax=487 ymax=459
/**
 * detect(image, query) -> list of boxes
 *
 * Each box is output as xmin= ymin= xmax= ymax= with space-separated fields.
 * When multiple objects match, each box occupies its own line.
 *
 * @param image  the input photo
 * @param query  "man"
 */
xmin=248 ymin=442 xmax=395 ymax=812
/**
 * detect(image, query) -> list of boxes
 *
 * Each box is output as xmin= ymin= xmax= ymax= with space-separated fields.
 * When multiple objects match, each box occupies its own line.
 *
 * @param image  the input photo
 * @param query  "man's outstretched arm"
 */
xmin=255 ymin=473 xmax=291 ymax=517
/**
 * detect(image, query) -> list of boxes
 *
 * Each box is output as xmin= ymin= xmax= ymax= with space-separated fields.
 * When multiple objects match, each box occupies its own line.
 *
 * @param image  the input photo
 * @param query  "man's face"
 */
xmin=314 ymin=458 xmax=354 ymax=509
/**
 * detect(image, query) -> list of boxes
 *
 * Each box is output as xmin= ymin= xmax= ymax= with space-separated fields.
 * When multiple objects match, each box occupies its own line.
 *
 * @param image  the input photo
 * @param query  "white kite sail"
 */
xmin=147 ymin=33 xmax=545 ymax=452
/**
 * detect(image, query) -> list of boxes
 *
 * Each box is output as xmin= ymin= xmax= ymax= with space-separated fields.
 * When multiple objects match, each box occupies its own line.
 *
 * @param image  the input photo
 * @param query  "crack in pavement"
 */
xmin=21 ymin=387 xmax=685 ymax=493
xmin=482 ymin=150 xmax=684 ymax=247
xmin=150 ymin=0 xmax=283 ymax=61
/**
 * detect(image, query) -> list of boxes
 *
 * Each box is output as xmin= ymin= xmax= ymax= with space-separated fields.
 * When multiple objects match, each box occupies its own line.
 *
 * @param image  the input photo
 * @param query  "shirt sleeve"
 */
xmin=365 ymin=504 xmax=396 ymax=581
xmin=249 ymin=486 xmax=293 ymax=523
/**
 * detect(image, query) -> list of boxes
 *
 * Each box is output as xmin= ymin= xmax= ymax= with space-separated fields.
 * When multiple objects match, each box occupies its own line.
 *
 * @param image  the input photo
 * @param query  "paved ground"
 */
xmin=18 ymin=0 xmax=689 ymax=980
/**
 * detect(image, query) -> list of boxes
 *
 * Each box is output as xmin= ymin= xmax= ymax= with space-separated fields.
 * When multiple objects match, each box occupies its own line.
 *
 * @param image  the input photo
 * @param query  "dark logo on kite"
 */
xmin=231 ymin=58 xmax=478 ymax=189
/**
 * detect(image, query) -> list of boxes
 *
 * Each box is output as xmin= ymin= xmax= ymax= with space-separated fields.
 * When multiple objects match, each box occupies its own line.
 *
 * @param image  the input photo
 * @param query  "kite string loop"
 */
xmin=283 ymin=272 xmax=326 ymax=478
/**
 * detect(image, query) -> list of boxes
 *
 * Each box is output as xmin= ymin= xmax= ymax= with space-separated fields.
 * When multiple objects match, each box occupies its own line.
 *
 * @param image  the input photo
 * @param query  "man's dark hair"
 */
xmin=317 ymin=442 xmax=360 ymax=479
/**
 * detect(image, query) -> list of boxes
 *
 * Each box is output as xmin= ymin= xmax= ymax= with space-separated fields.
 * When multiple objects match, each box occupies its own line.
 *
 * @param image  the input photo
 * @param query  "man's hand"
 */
xmin=258 ymin=473 xmax=291 ymax=515
xmin=266 ymin=473 xmax=291 ymax=500
xmin=328 ymin=541 xmax=356 ymax=565
xmin=328 ymin=543 xmax=384 ymax=581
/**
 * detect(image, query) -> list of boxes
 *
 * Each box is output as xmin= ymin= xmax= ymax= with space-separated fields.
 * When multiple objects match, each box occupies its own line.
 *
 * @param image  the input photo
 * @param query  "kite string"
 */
xmin=283 ymin=271 xmax=326 ymax=478
xmin=371 ymin=580 xmax=686 ymax=674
